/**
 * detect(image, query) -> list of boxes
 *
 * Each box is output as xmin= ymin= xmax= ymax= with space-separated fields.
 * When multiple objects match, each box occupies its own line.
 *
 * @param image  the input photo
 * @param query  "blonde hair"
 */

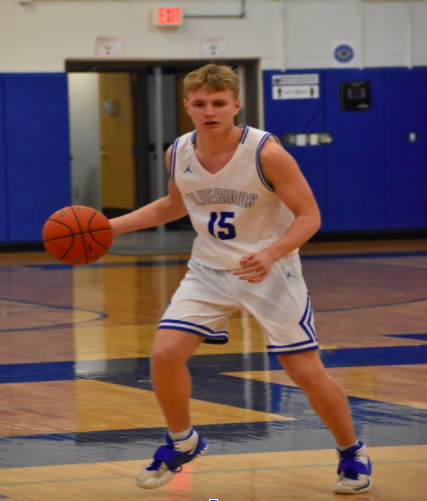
xmin=183 ymin=63 xmax=240 ymax=100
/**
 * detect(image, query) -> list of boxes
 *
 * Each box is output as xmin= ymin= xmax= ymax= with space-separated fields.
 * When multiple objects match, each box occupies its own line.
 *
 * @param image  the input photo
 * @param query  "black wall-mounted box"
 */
xmin=340 ymin=81 xmax=371 ymax=111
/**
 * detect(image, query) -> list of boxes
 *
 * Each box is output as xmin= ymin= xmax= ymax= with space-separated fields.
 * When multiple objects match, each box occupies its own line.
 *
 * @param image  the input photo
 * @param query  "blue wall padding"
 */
xmin=0 ymin=68 xmax=426 ymax=243
xmin=263 ymin=67 xmax=427 ymax=232
xmin=4 ymin=74 xmax=71 ymax=242
xmin=0 ymin=77 xmax=8 ymax=242
xmin=385 ymin=68 xmax=427 ymax=229
xmin=264 ymin=70 xmax=326 ymax=134
xmin=263 ymin=70 xmax=328 ymax=230
xmin=325 ymin=69 xmax=386 ymax=231
xmin=285 ymin=147 xmax=328 ymax=231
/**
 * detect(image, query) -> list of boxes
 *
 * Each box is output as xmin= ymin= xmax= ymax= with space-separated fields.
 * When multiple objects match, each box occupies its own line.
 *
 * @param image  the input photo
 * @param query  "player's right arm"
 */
xmin=110 ymin=146 xmax=188 ymax=236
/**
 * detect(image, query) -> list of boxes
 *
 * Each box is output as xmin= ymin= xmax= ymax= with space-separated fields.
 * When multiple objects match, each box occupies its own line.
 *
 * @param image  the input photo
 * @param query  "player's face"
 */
xmin=184 ymin=87 xmax=241 ymax=132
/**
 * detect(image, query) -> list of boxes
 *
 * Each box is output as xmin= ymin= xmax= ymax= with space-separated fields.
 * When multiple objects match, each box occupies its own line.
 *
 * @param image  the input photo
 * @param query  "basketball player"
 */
xmin=110 ymin=64 xmax=372 ymax=494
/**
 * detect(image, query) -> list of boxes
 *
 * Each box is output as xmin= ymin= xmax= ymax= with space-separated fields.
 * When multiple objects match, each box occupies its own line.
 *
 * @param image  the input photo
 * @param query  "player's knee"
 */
xmin=288 ymin=368 xmax=324 ymax=393
xmin=150 ymin=345 xmax=188 ymax=369
xmin=150 ymin=347 xmax=176 ymax=369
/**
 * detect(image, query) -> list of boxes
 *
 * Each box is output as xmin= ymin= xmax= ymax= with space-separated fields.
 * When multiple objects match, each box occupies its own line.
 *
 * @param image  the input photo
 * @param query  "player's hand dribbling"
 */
xmin=232 ymin=250 xmax=275 ymax=284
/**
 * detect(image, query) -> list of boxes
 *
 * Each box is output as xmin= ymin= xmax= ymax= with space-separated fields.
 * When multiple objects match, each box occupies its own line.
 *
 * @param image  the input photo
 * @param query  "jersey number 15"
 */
xmin=208 ymin=211 xmax=236 ymax=241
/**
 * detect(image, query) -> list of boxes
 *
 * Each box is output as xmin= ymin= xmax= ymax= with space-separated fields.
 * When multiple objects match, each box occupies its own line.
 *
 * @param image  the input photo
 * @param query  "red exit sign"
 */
xmin=154 ymin=7 xmax=183 ymax=26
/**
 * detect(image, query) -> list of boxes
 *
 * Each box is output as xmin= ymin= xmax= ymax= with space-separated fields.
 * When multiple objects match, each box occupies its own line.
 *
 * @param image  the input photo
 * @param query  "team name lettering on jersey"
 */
xmin=186 ymin=189 xmax=258 ymax=209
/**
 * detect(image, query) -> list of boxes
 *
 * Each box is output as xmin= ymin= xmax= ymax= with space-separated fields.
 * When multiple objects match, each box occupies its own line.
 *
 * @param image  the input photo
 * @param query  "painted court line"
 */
xmin=0 ymin=296 xmax=108 ymax=333
xmin=0 ymin=459 xmax=426 ymax=487
xmin=21 ymin=249 xmax=427 ymax=271
xmin=2 ymin=296 xmax=427 ymax=336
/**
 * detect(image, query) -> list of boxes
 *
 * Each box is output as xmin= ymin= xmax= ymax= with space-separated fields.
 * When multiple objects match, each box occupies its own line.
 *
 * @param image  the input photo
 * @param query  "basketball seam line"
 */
xmin=45 ymin=218 xmax=74 ymax=261
xmin=87 ymin=210 xmax=109 ymax=252
xmin=89 ymin=233 xmax=108 ymax=252
xmin=70 ymin=206 xmax=88 ymax=265
xmin=88 ymin=209 xmax=97 ymax=229
xmin=59 ymin=233 xmax=74 ymax=262
xmin=43 ymin=229 xmax=111 ymax=244
xmin=46 ymin=219 xmax=73 ymax=234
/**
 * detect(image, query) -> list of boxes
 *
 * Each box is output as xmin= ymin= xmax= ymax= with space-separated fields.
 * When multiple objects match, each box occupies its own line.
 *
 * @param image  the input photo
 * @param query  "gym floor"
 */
xmin=0 ymin=239 xmax=426 ymax=500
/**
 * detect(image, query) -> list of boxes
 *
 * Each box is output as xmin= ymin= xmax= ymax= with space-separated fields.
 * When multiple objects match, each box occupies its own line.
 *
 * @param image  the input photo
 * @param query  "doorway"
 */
xmin=99 ymin=73 xmax=136 ymax=218
xmin=67 ymin=58 xmax=260 ymax=237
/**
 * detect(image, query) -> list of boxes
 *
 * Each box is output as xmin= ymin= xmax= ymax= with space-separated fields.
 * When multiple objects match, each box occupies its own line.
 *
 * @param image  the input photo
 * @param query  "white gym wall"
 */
xmin=283 ymin=0 xmax=427 ymax=70
xmin=1 ymin=1 xmax=426 ymax=72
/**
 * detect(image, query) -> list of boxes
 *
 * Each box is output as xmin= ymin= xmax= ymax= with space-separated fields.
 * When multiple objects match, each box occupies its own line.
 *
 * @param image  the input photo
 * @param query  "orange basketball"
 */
xmin=42 ymin=206 xmax=113 ymax=265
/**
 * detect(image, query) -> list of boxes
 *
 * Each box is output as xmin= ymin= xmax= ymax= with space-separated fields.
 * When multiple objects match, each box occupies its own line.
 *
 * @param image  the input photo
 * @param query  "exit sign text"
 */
xmin=154 ymin=7 xmax=182 ymax=26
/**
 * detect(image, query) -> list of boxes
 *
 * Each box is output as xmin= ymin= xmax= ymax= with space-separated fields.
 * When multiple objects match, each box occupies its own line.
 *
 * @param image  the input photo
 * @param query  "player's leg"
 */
xmin=137 ymin=260 xmax=235 ymax=490
xmin=277 ymin=349 xmax=356 ymax=445
xmin=137 ymin=327 xmax=208 ymax=490
xmin=236 ymin=253 xmax=371 ymax=494
xmin=277 ymin=349 xmax=371 ymax=494
xmin=150 ymin=328 xmax=204 ymax=432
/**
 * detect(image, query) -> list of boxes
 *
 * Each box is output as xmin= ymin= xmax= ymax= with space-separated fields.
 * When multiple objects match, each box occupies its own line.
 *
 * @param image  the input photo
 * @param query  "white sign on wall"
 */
xmin=272 ymin=74 xmax=319 ymax=86
xmin=95 ymin=37 xmax=123 ymax=57
xmin=272 ymin=85 xmax=319 ymax=100
xmin=271 ymin=73 xmax=320 ymax=100
xmin=201 ymin=37 xmax=227 ymax=57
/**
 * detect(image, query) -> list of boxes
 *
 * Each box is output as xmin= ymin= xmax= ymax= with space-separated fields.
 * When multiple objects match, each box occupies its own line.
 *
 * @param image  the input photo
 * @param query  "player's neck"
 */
xmin=194 ymin=125 xmax=242 ymax=156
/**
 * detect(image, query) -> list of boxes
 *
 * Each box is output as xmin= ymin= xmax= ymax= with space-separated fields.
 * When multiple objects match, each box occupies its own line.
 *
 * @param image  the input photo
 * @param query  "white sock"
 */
xmin=170 ymin=428 xmax=198 ymax=453
xmin=337 ymin=439 xmax=360 ymax=451
xmin=169 ymin=427 xmax=192 ymax=441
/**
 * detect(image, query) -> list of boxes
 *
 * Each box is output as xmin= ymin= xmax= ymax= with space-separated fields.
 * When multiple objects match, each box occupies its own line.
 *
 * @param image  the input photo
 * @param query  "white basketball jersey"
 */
xmin=171 ymin=126 xmax=297 ymax=270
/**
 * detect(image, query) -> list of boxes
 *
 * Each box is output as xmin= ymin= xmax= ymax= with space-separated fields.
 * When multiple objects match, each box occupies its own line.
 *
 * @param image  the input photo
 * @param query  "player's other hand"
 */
xmin=232 ymin=250 xmax=275 ymax=284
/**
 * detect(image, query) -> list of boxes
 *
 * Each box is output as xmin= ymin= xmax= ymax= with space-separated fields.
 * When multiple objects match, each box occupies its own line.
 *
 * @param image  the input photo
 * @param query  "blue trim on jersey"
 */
xmin=160 ymin=318 xmax=226 ymax=335
xmin=299 ymin=294 xmax=317 ymax=342
xmin=256 ymin=133 xmax=274 ymax=191
xmin=267 ymin=345 xmax=319 ymax=355
xmin=191 ymin=131 xmax=197 ymax=144
xmin=306 ymin=307 xmax=317 ymax=341
xmin=158 ymin=324 xmax=228 ymax=341
xmin=240 ymin=125 xmax=249 ymax=144
xmin=266 ymin=295 xmax=318 ymax=352
xmin=266 ymin=339 xmax=317 ymax=350
xmin=170 ymin=137 xmax=180 ymax=184
xmin=158 ymin=326 xmax=219 ymax=338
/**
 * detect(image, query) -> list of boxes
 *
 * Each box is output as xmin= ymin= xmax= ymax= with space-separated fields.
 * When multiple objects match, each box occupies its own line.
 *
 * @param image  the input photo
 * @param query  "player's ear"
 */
xmin=234 ymin=98 xmax=242 ymax=115
xmin=183 ymin=99 xmax=190 ymax=115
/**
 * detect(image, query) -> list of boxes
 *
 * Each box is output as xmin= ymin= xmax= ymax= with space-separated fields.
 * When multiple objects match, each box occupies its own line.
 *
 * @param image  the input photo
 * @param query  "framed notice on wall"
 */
xmin=201 ymin=37 xmax=227 ymax=57
xmin=95 ymin=37 xmax=123 ymax=57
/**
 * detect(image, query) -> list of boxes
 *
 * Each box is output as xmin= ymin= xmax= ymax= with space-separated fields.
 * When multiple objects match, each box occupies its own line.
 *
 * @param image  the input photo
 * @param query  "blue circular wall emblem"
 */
xmin=334 ymin=44 xmax=354 ymax=63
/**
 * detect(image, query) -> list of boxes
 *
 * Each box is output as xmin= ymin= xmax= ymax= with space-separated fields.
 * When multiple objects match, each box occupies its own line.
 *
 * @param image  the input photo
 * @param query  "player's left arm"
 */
xmin=233 ymin=140 xmax=321 ymax=283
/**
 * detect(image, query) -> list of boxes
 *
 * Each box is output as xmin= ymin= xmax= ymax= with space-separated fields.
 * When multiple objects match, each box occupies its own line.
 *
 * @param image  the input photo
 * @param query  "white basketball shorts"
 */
xmin=159 ymin=254 xmax=318 ymax=355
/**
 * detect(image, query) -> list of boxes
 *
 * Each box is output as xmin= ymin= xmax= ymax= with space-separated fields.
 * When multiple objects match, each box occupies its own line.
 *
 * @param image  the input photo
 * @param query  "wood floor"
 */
xmin=0 ymin=239 xmax=426 ymax=500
